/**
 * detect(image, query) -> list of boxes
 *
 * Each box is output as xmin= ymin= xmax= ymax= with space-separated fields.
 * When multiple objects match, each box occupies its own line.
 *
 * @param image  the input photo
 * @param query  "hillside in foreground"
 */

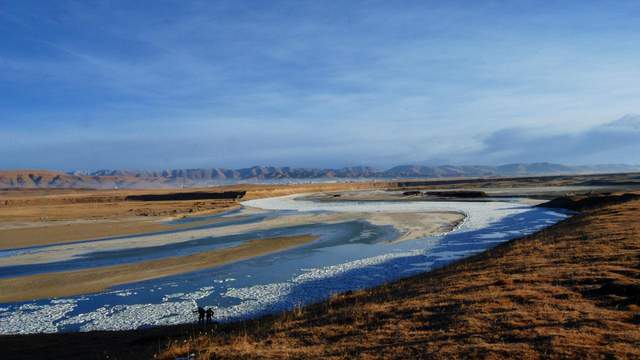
xmin=159 ymin=194 xmax=640 ymax=359
xmin=1 ymin=193 xmax=639 ymax=359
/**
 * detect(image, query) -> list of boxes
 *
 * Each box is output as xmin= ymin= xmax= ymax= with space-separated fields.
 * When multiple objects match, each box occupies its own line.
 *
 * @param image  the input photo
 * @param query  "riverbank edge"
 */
xmin=2 ymin=193 xmax=638 ymax=359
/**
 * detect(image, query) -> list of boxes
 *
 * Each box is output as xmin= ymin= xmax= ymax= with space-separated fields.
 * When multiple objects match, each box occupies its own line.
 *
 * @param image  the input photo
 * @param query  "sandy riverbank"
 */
xmin=0 ymin=209 xmax=464 ymax=267
xmin=0 ymin=210 xmax=246 ymax=250
xmin=159 ymin=193 xmax=640 ymax=359
xmin=0 ymin=182 xmax=390 ymax=249
xmin=0 ymin=234 xmax=316 ymax=303
xmin=2 ymin=174 xmax=637 ymax=250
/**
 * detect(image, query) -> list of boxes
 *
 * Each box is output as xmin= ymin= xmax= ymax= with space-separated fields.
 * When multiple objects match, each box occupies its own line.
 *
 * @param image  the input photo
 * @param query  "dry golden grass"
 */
xmin=0 ymin=190 xmax=238 ymax=222
xmin=158 ymin=196 xmax=640 ymax=359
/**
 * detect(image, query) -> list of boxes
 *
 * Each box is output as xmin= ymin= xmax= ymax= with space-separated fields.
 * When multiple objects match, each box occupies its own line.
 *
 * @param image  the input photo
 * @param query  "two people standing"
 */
xmin=194 ymin=306 xmax=215 ymax=325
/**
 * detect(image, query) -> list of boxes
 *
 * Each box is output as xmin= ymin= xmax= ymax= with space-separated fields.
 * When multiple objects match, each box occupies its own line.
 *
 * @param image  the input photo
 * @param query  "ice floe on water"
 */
xmin=0 ymin=251 xmax=508 ymax=333
xmin=0 ymin=299 xmax=77 ymax=334
xmin=0 ymin=195 xmax=569 ymax=334
xmin=242 ymin=194 xmax=534 ymax=233
xmin=218 ymin=249 xmax=428 ymax=319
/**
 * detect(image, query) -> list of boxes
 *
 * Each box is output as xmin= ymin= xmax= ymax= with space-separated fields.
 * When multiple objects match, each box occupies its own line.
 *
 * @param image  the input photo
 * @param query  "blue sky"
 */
xmin=1 ymin=0 xmax=639 ymax=170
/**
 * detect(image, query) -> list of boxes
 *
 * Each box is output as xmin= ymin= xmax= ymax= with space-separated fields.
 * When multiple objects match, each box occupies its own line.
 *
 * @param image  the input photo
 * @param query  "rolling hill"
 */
xmin=1 ymin=163 xmax=639 ymax=189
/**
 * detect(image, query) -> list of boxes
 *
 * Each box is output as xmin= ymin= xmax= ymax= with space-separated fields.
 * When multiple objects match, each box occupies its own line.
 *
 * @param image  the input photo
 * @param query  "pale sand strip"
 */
xmin=0 ymin=211 xmax=246 ymax=251
xmin=0 ymin=211 xmax=463 ymax=267
xmin=0 ymin=234 xmax=316 ymax=303
xmin=366 ymin=212 xmax=464 ymax=242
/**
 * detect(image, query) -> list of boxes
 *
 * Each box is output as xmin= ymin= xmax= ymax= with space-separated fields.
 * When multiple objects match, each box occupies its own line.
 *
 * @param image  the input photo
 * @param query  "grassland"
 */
xmin=156 ymin=193 xmax=640 ymax=359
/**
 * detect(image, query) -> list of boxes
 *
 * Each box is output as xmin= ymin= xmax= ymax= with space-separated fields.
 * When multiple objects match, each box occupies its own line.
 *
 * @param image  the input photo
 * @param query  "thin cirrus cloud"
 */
xmin=2 ymin=115 xmax=638 ymax=171
xmin=473 ymin=115 xmax=640 ymax=165
xmin=1 ymin=1 xmax=639 ymax=170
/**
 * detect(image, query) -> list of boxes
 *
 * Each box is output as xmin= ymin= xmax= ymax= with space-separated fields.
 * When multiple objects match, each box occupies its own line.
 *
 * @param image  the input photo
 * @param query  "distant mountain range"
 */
xmin=1 ymin=163 xmax=640 ymax=189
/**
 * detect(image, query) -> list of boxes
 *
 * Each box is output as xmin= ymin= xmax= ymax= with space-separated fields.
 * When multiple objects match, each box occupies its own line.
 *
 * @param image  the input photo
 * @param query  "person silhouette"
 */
xmin=193 ymin=307 xmax=205 ymax=325
xmin=205 ymin=308 xmax=214 ymax=325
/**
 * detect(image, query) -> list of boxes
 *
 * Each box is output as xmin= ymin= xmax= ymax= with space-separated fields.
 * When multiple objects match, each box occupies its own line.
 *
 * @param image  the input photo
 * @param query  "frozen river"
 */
xmin=0 ymin=194 xmax=568 ymax=334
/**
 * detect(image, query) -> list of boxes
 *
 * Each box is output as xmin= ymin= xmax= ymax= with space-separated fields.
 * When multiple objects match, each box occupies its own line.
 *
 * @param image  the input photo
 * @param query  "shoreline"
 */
xmin=0 ymin=207 xmax=574 ymax=357
xmin=1 ymin=191 xmax=556 ymax=337
xmin=0 ymin=209 xmax=464 ymax=267
xmin=0 ymin=200 xmax=556 ymax=331
xmin=0 ymin=206 xmax=241 ymax=251
xmin=1 ymin=193 xmax=636 ymax=359
xmin=158 ymin=193 xmax=639 ymax=359
xmin=0 ymin=234 xmax=317 ymax=303
xmin=0 ymin=186 xmax=640 ymax=358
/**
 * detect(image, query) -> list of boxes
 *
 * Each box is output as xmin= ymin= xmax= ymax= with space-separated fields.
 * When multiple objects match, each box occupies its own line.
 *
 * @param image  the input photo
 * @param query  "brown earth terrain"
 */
xmin=0 ymin=182 xmax=389 ymax=249
xmin=3 ymin=172 xmax=638 ymax=224
xmin=0 ymin=211 xmax=463 ymax=268
xmin=0 ymin=214 xmax=250 ymax=250
xmin=1 ymin=192 xmax=639 ymax=359
xmin=2 ymin=173 xmax=639 ymax=251
xmin=392 ymin=171 xmax=640 ymax=190
xmin=157 ymin=193 xmax=640 ymax=359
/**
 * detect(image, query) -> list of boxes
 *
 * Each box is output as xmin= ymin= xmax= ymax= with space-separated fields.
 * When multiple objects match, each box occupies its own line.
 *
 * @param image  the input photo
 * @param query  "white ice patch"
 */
xmin=60 ymin=302 xmax=196 ymax=332
xmin=242 ymin=195 xmax=532 ymax=234
xmin=0 ymin=300 xmax=77 ymax=334
xmin=162 ymin=292 xmax=186 ymax=301
xmin=216 ymin=249 xmax=426 ymax=320
xmin=0 ymin=286 xmax=218 ymax=334
xmin=0 ymin=250 xmax=430 ymax=333
xmin=178 ymin=287 xmax=215 ymax=301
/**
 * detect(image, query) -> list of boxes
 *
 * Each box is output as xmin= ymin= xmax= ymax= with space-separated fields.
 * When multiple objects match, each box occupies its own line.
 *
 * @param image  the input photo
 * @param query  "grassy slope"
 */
xmin=161 ymin=195 xmax=640 ymax=359
xmin=2 ymin=195 xmax=639 ymax=359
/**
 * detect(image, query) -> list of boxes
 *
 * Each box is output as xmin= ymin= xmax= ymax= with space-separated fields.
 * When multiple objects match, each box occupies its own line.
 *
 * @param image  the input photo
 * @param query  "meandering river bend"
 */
xmin=0 ymin=194 xmax=568 ymax=334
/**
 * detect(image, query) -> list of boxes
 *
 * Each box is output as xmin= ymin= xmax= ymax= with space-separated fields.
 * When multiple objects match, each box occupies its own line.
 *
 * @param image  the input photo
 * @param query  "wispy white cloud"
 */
xmin=1 ymin=1 xmax=640 ymax=169
xmin=469 ymin=115 xmax=640 ymax=165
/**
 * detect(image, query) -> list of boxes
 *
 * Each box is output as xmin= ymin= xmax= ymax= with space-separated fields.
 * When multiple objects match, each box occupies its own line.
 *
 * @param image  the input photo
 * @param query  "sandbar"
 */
xmin=0 ymin=210 xmax=464 ymax=267
xmin=0 ymin=207 xmax=242 ymax=251
xmin=0 ymin=234 xmax=316 ymax=303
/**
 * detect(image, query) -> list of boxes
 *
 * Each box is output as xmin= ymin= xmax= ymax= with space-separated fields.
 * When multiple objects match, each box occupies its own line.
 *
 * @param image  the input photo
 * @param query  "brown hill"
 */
xmin=157 ymin=194 xmax=640 ymax=359
xmin=2 ymin=164 xmax=640 ymax=189
xmin=0 ymin=170 xmax=170 ymax=189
